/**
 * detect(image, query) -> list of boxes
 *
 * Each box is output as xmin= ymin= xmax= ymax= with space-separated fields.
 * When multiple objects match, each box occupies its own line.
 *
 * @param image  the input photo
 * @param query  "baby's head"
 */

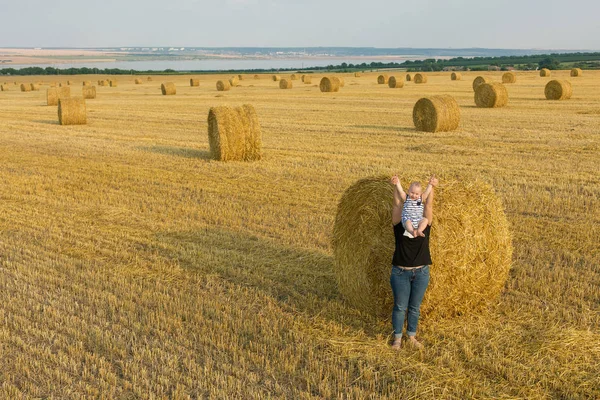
xmin=408 ymin=182 xmax=422 ymax=200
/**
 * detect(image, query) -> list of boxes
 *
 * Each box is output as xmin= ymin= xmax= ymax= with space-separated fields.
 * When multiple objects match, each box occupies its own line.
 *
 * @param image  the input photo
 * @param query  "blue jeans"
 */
xmin=390 ymin=265 xmax=430 ymax=338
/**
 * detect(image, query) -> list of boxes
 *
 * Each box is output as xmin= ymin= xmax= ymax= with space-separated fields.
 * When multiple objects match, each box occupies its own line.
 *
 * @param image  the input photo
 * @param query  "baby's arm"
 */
xmin=391 ymin=176 xmax=407 ymax=202
xmin=421 ymin=175 xmax=435 ymax=201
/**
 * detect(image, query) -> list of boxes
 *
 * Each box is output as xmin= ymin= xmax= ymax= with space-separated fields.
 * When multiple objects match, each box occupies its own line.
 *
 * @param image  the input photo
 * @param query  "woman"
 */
xmin=389 ymin=175 xmax=438 ymax=349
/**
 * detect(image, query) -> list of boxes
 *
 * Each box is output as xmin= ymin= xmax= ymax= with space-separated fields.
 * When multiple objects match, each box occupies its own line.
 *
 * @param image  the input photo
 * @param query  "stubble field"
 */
xmin=0 ymin=70 xmax=599 ymax=399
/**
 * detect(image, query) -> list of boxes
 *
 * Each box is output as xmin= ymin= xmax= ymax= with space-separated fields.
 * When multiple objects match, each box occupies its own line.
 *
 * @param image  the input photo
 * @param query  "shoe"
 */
xmin=403 ymin=231 xmax=414 ymax=238
xmin=391 ymin=338 xmax=402 ymax=350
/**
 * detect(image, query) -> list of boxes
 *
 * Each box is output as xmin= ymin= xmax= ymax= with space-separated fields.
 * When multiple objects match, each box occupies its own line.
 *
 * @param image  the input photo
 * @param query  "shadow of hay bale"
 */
xmin=138 ymin=146 xmax=211 ymax=160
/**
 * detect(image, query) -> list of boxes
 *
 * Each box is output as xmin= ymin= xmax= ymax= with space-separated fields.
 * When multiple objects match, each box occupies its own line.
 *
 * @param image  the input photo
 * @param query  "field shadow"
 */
xmin=138 ymin=145 xmax=211 ymax=160
xmin=33 ymin=119 xmax=59 ymax=125
xmin=353 ymin=124 xmax=415 ymax=133
xmin=155 ymin=227 xmax=381 ymax=334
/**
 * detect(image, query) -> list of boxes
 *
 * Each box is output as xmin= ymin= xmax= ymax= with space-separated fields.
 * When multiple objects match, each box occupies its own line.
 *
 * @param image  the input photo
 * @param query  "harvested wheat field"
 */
xmin=0 ymin=70 xmax=599 ymax=399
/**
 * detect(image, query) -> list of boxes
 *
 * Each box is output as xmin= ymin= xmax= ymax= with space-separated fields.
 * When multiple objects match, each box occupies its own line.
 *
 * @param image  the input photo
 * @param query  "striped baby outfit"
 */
xmin=402 ymin=197 xmax=424 ymax=229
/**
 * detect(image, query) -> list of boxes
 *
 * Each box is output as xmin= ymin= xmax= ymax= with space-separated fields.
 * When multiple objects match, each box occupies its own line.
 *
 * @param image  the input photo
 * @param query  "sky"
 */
xmin=1 ymin=0 xmax=599 ymax=49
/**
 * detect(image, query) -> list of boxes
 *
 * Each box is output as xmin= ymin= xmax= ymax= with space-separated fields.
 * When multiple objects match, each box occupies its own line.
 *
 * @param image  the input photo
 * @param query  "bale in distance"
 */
xmin=0 ymin=84 xmax=9 ymax=91
xmin=451 ymin=72 xmax=462 ymax=81
xmin=207 ymin=104 xmax=262 ymax=162
xmin=319 ymin=76 xmax=341 ymax=92
xmin=388 ymin=76 xmax=404 ymax=88
xmin=82 ymin=81 xmax=91 ymax=86
xmin=58 ymin=97 xmax=87 ymax=125
xmin=82 ymin=86 xmax=96 ymax=99
xmin=502 ymin=72 xmax=517 ymax=84
xmin=109 ymin=80 xmax=118 ymax=87
xmin=406 ymin=73 xmax=412 ymax=82
xmin=97 ymin=80 xmax=104 ymax=86
xmin=161 ymin=82 xmax=176 ymax=95
xmin=67 ymin=80 xmax=72 ymax=85
xmin=570 ymin=68 xmax=583 ymax=77
xmin=272 ymin=75 xmax=281 ymax=81
xmin=229 ymin=76 xmax=239 ymax=86
xmin=472 ymin=76 xmax=492 ymax=91
xmin=413 ymin=95 xmax=460 ymax=133
xmin=414 ymin=73 xmax=428 ymax=84
xmin=303 ymin=75 xmax=312 ymax=84
xmin=147 ymin=76 xmax=153 ymax=81
xmin=20 ymin=84 xmax=31 ymax=92
xmin=545 ymin=80 xmax=572 ymax=100
xmin=290 ymin=74 xmax=298 ymax=80
xmin=279 ymin=79 xmax=293 ymax=89
xmin=254 ymin=75 xmax=260 ymax=79
xmin=134 ymin=78 xmax=143 ymax=84
xmin=332 ymin=176 xmax=512 ymax=318
xmin=47 ymin=86 xmax=71 ymax=106
xmin=540 ymin=68 xmax=551 ymax=77
xmin=377 ymin=74 xmax=389 ymax=84
xmin=237 ymin=74 xmax=243 ymax=80
xmin=190 ymin=78 xmax=200 ymax=87
xmin=354 ymin=72 xmax=361 ymax=77
xmin=216 ymin=80 xmax=231 ymax=91
xmin=475 ymin=83 xmax=509 ymax=108
xmin=30 ymin=83 xmax=40 ymax=91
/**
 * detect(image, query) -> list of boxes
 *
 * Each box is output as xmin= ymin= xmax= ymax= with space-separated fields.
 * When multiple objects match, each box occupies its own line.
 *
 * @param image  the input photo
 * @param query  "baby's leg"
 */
xmin=403 ymin=219 xmax=416 ymax=236
xmin=416 ymin=218 xmax=429 ymax=237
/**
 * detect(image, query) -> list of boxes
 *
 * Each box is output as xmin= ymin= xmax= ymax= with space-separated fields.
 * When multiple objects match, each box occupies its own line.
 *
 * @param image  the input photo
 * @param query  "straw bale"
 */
xmin=377 ymin=74 xmax=389 ymax=84
xmin=413 ymin=95 xmax=460 ymax=132
xmin=540 ymin=68 xmax=551 ymax=77
xmin=290 ymin=74 xmax=298 ymax=80
xmin=451 ymin=72 xmax=462 ymax=81
xmin=406 ymin=74 xmax=412 ymax=81
xmin=161 ymin=82 xmax=176 ymax=95
xmin=502 ymin=72 xmax=517 ymax=83
xmin=98 ymin=80 xmax=103 ymax=86
xmin=1 ymin=84 xmax=9 ymax=91
xmin=216 ymin=80 xmax=231 ymax=91
xmin=472 ymin=76 xmax=491 ymax=91
xmin=58 ymin=97 xmax=87 ymax=125
xmin=82 ymin=86 xmax=96 ymax=99
xmin=475 ymin=83 xmax=508 ymax=108
xmin=414 ymin=73 xmax=428 ymax=84
xmin=338 ymin=77 xmax=345 ymax=87
xmin=332 ymin=176 xmax=512 ymax=317
xmin=135 ymin=78 xmax=143 ymax=84
xmin=82 ymin=81 xmax=91 ymax=86
xmin=190 ymin=78 xmax=200 ymax=87
xmin=303 ymin=76 xmax=312 ymax=84
xmin=279 ymin=79 xmax=293 ymax=89
xmin=47 ymin=86 xmax=71 ymax=106
xmin=229 ymin=76 xmax=239 ymax=86
xmin=147 ymin=77 xmax=153 ymax=81
xmin=20 ymin=84 xmax=31 ymax=92
xmin=30 ymin=83 xmax=40 ymax=91
xmin=570 ymin=68 xmax=583 ymax=77
xmin=207 ymin=104 xmax=262 ymax=161
xmin=354 ymin=72 xmax=361 ymax=77
xmin=319 ymin=76 xmax=341 ymax=92
xmin=254 ymin=75 xmax=260 ymax=79
xmin=109 ymin=80 xmax=118 ymax=87
xmin=238 ymin=74 xmax=244 ymax=80
xmin=545 ymin=80 xmax=572 ymax=100
xmin=388 ymin=76 xmax=404 ymax=88
xmin=67 ymin=80 xmax=72 ymax=85
xmin=272 ymin=75 xmax=281 ymax=81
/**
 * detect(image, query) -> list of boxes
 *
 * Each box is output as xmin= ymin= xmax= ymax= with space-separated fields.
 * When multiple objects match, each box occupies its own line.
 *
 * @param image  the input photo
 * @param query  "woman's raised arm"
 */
xmin=424 ymin=175 xmax=438 ymax=225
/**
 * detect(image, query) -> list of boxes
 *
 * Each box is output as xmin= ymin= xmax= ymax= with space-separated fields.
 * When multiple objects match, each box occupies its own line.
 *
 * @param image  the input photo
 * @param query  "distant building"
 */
xmin=488 ymin=65 xmax=501 ymax=71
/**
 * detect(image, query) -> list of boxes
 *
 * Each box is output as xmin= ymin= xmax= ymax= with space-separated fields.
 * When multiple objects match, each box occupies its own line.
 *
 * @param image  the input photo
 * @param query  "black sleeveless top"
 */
xmin=392 ymin=223 xmax=432 ymax=267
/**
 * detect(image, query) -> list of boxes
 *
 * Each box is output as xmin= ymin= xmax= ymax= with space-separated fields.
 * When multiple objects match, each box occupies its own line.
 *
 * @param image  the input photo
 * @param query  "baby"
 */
xmin=391 ymin=177 xmax=433 ymax=238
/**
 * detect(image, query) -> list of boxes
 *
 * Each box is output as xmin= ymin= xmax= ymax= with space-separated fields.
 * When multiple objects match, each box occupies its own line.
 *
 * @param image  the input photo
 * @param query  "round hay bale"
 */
xmin=67 ymin=81 xmax=72 ymax=85
xmin=1 ymin=84 xmax=9 ymax=91
xmin=540 ymin=68 xmax=551 ymax=77
xmin=58 ymin=97 xmax=87 ymax=125
xmin=413 ymin=95 xmax=460 ymax=133
xmin=47 ymin=86 xmax=71 ymax=106
xmin=82 ymin=81 xmax=91 ymax=86
xmin=406 ymin=74 xmax=412 ymax=81
xmin=190 ymin=78 xmax=200 ymax=87
xmin=354 ymin=72 xmax=361 ymax=77
xmin=238 ymin=74 xmax=243 ymax=80
xmin=97 ymin=80 xmax=103 ymax=86
xmin=502 ymin=72 xmax=517 ymax=84
xmin=147 ymin=77 xmax=153 ymax=81
xmin=545 ymin=80 xmax=572 ymax=100
xmin=475 ymin=83 xmax=509 ymax=108
xmin=451 ymin=72 xmax=462 ymax=81
xmin=319 ymin=76 xmax=341 ymax=92
xmin=472 ymin=76 xmax=491 ymax=91
xmin=377 ymin=74 xmax=389 ymax=84
xmin=161 ymin=82 xmax=176 ymax=95
xmin=207 ymin=104 xmax=262 ymax=162
xmin=82 ymin=86 xmax=96 ymax=100
xmin=338 ymin=77 xmax=345 ymax=87
xmin=388 ymin=76 xmax=404 ymax=88
xmin=20 ymin=84 xmax=31 ymax=92
xmin=279 ymin=79 xmax=293 ymax=89
xmin=414 ymin=73 xmax=428 ymax=84
xmin=290 ymin=74 xmax=298 ymax=80
xmin=109 ymin=80 xmax=118 ymax=87
xmin=332 ymin=176 xmax=512 ymax=317
xmin=570 ymin=68 xmax=583 ymax=77
xmin=135 ymin=78 xmax=143 ymax=84
xmin=272 ymin=75 xmax=281 ymax=81
xmin=254 ymin=75 xmax=260 ymax=79
xmin=30 ymin=83 xmax=40 ymax=91
xmin=229 ymin=76 xmax=239 ymax=86
xmin=302 ymin=75 xmax=312 ymax=84
xmin=216 ymin=80 xmax=231 ymax=91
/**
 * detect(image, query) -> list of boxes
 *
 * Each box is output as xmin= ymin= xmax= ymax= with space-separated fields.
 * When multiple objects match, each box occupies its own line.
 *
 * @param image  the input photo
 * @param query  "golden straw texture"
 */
xmin=279 ymin=79 xmax=293 ymax=89
xmin=47 ymin=87 xmax=71 ymax=106
xmin=216 ymin=80 xmax=231 ymax=91
xmin=414 ymin=73 xmax=428 ymax=84
xmin=161 ymin=82 xmax=176 ymax=95
xmin=502 ymin=72 xmax=517 ymax=83
xmin=20 ymin=84 xmax=31 ymax=92
xmin=540 ymin=68 xmax=551 ymax=77
xmin=451 ymin=72 xmax=462 ymax=81
xmin=388 ymin=76 xmax=404 ymax=88
xmin=545 ymin=80 xmax=573 ymax=100
xmin=377 ymin=75 xmax=389 ymax=84
xmin=207 ymin=104 xmax=262 ymax=161
xmin=570 ymin=68 xmax=583 ymax=77
xmin=332 ymin=176 xmax=512 ymax=317
xmin=472 ymin=76 xmax=491 ymax=91
xmin=58 ymin=97 xmax=87 ymax=125
xmin=302 ymin=75 xmax=312 ymax=84
xmin=229 ymin=76 xmax=239 ymax=86
xmin=406 ymin=73 xmax=412 ymax=81
xmin=354 ymin=72 xmax=361 ymax=77
xmin=475 ymin=83 xmax=509 ymax=108
xmin=109 ymin=80 xmax=118 ymax=87
xmin=135 ymin=78 xmax=143 ymax=84
xmin=82 ymin=86 xmax=96 ymax=99
xmin=272 ymin=75 xmax=281 ymax=81
xmin=82 ymin=81 xmax=91 ymax=86
xmin=413 ymin=95 xmax=460 ymax=132
xmin=190 ymin=79 xmax=200 ymax=87
xmin=319 ymin=77 xmax=341 ymax=92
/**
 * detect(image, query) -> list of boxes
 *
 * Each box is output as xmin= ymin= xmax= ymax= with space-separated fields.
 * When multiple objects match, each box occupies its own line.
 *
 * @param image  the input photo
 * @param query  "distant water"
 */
xmin=0 ymin=57 xmax=432 ymax=71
